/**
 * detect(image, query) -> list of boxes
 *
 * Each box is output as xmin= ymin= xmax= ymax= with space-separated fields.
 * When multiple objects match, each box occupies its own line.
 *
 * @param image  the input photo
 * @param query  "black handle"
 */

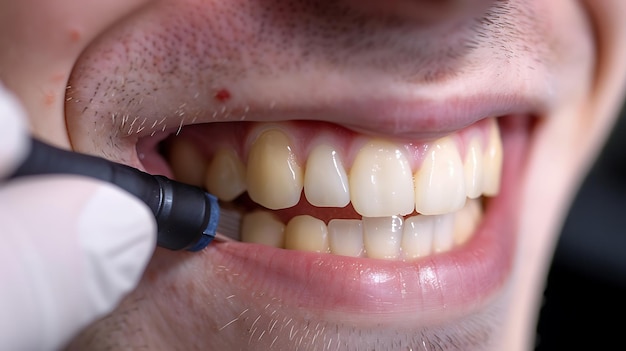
xmin=9 ymin=138 xmax=218 ymax=251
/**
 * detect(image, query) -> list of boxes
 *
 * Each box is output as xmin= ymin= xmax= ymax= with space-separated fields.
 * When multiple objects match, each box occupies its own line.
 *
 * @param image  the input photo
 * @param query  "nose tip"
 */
xmin=342 ymin=0 xmax=495 ymax=23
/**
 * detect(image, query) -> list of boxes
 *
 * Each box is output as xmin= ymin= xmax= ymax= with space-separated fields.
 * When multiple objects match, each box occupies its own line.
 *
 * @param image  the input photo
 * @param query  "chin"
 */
xmin=3 ymin=0 xmax=624 ymax=350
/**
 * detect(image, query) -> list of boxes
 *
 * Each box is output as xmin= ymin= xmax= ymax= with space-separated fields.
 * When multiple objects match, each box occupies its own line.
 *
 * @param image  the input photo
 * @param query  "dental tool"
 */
xmin=9 ymin=137 xmax=238 ymax=251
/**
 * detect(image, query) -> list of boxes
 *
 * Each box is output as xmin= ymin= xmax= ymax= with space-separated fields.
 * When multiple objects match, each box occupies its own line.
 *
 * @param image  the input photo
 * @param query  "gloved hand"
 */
xmin=0 ymin=84 xmax=157 ymax=350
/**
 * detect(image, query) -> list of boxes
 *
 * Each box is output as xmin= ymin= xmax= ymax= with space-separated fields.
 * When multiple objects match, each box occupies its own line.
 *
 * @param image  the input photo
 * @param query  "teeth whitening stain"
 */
xmin=215 ymin=89 xmax=231 ymax=102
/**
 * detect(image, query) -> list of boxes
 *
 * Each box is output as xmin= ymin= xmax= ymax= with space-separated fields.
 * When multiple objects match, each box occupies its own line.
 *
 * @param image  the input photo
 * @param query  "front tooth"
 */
xmin=168 ymin=137 xmax=207 ymax=187
xmin=463 ymin=136 xmax=484 ymax=199
xmin=362 ymin=216 xmax=403 ymax=260
xmin=246 ymin=129 xmax=303 ymax=209
xmin=401 ymin=215 xmax=435 ymax=259
xmin=349 ymin=140 xmax=415 ymax=217
xmin=482 ymin=119 xmax=503 ymax=196
xmin=241 ymin=210 xmax=285 ymax=248
xmin=328 ymin=219 xmax=364 ymax=257
xmin=284 ymin=215 xmax=330 ymax=253
xmin=304 ymin=144 xmax=350 ymax=207
xmin=414 ymin=137 xmax=466 ymax=215
xmin=205 ymin=149 xmax=247 ymax=201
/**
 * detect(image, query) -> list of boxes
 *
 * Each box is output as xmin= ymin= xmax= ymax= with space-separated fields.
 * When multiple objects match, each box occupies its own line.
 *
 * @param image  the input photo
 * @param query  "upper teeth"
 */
xmin=349 ymin=139 xmax=416 ymax=217
xmin=167 ymin=118 xmax=502 ymax=260
xmin=304 ymin=144 xmax=351 ymax=208
xmin=246 ymin=129 xmax=305 ymax=210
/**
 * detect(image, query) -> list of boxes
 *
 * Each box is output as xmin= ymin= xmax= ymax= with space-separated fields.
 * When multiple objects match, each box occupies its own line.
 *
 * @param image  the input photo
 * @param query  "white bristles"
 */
xmin=216 ymin=207 xmax=242 ymax=241
xmin=214 ymin=233 xmax=237 ymax=242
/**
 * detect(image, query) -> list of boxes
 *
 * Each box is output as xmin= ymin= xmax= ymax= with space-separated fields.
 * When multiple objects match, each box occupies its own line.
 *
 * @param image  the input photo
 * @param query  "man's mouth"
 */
xmin=64 ymin=41 xmax=537 ymax=324
xmin=106 ymin=107 xmax=531 ymax=323
xmin=152 ymin=116 xmax=503 ymax=261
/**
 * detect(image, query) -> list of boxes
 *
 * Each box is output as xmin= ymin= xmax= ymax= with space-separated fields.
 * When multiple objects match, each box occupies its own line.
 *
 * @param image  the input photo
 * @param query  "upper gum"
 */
xmin=171 ymin=118 xmax=497 ymax=171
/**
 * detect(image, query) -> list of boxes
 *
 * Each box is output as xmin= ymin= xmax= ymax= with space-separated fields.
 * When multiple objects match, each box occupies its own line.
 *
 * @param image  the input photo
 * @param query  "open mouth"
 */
xmin=153 ymin=117 xmax=502 ymax=258
xmin=120 ymin=111 xmax=532 ymax=321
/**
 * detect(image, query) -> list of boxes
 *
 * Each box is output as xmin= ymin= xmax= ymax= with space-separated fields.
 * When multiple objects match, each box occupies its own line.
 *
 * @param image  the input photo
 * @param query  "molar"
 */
xmin=304 ymin=144 xmax=350 ymax=207
xmin=246 ymin=129 xmax=303 ymax=209
xmin=414 ymin=137 xmax=466 ymax=215
xmin=349 ymin=140 xmax=415 ymax=217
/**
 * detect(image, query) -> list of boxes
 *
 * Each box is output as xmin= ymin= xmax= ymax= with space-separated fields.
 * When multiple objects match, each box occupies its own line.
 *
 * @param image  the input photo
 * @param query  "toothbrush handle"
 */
xmin=9 ymin=138 xmax=219 ymax=251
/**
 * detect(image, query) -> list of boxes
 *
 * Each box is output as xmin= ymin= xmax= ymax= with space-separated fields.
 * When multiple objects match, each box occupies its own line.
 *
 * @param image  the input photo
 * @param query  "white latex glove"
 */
xmin=0 ymin=84 xmax=157 ymax=350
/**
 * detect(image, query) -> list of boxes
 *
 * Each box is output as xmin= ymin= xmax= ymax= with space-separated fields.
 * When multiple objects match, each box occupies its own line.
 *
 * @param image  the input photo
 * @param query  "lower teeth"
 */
xmin=237 ymin=198 xmax=482 ymax=261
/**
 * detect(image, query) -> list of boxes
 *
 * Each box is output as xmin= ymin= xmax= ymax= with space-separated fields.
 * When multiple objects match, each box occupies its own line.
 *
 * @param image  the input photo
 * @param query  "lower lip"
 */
xmin=204 ymin=116 xmax=528 ymax=324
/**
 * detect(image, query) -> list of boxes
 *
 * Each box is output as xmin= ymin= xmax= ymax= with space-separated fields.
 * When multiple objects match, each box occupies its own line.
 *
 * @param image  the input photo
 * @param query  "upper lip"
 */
xmin=73 ymin=88 xmax=543 ymax=143
xmin=64 ymin=0 xmax=550 ymax=151
xmin=292 ymin=93 xmax=543 ymax=138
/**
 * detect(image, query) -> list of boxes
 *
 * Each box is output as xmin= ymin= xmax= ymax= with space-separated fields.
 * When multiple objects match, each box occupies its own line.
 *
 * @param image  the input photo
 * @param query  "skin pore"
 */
xmin=1 ymin=1 xmax=626 ymax=350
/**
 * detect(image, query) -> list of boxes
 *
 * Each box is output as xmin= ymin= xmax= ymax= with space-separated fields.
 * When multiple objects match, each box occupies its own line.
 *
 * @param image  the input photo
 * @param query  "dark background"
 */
xmin=535 ymin=102 xmax=626 ymax=350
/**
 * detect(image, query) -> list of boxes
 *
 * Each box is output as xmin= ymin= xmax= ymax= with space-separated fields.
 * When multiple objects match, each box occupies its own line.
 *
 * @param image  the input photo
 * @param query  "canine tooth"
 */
xmin=246 ymin=129 xmax=303 ymax=209
xmin=304 ymin=144 xmax=350 ymax=207
xmin=482 ymin=119 xmax=503 ymax=196
xmin=401 ymin=215 xmax=435 ymax=259
xmin=453 ymin=198 xmax=482 ymax=245
xmin=414 ymin=137 xmax=466 ymax=215
xmin=328 ymin=219 xmax=364 ymax=257
xmin=362 ymin=216 xmax=403 ymax=260
xmin=241 ymin=211 xmax=285 ymax=248
xmin=464 ymin=136 xmax=484 ymax=199
xmin=431 ymin=213 xmax=455 ymax=253
xmin=168 ymin=138 xmax=207 ymax=187
xmin=205 ymin=149 xmax=246 ymax=201
xmin=349 ymin=140 xmax=415 ymax=217
xmin=284 ymin=215 xmax=330 ymax=253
